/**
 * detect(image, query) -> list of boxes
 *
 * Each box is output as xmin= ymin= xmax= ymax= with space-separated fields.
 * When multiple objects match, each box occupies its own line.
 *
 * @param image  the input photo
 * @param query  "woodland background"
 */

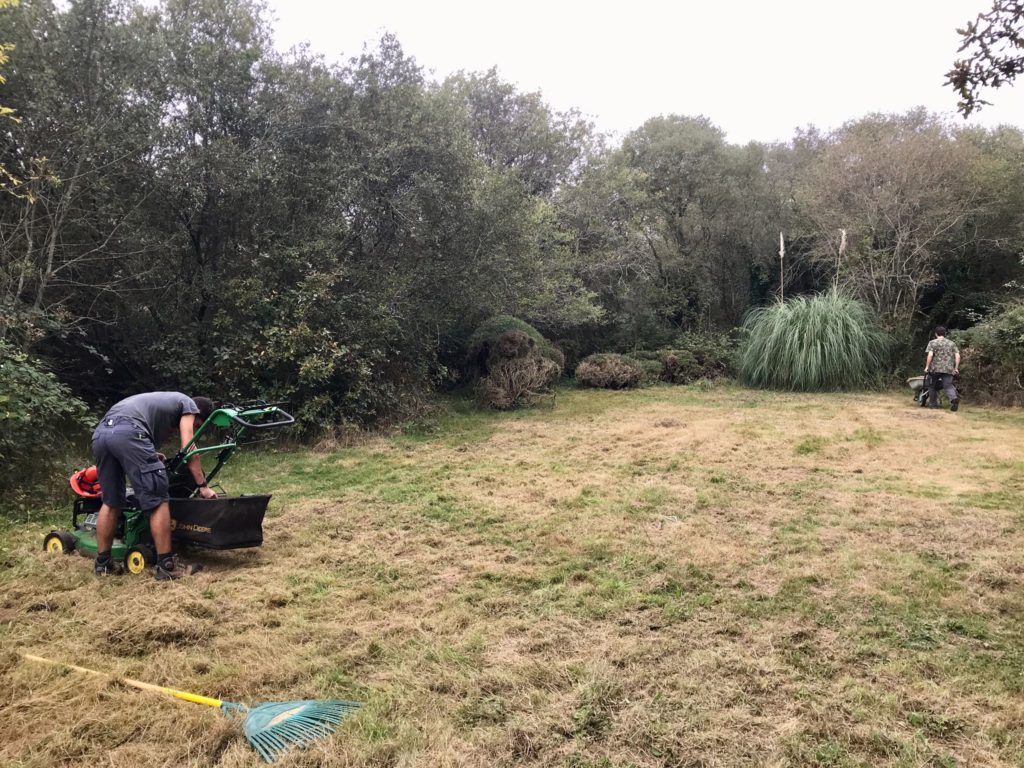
xmin=2 ymin=0 xmax=1024 ymax=502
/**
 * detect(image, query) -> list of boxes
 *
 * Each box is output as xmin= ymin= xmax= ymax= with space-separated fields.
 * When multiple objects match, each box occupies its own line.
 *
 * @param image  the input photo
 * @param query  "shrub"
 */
xmin=539 ymin=342 xmax=565 ymax=372
xmin=466 ymin=315 xmax=563 ymax=380
xmin=636 ymin=358 xmax=664 ymax=385
xmin=162 ymin=284 xmax=446 ymax=437
xmin=632 ymin=348 xmax=700 ymax=384
xmin=475 ymin=355 xmax=560 ymax=409
xmin=0 ymin=342 xmax=91 ymax=512
xmin=554 ymin=339 xmax=581 ymax=374
xmin=467 ymin=315 xmax=546 ymax=352
xmin=471 ymin=326 xmax=560 ymax=409
xmin=955 ymin=301 xmax=1024 ymax=406
xmin=658 ymin=351 xmax=696 ymax=383
xmin=628 ymin=351 xmax=671 ymax=384
xmin=670 ymin=330 xmax=739 ymax=379
xmin=576 ymin=353 xmax=644 ymax=389
xmin=738 ymin=291 xmax=890 ymax=391
xmin=630 ymin=330 xmax=738 ymax=385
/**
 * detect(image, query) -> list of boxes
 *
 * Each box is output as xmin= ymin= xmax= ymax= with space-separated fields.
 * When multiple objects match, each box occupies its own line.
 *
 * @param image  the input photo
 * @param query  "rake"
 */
xmin=23 ymin=654 xmax=362 ymax=763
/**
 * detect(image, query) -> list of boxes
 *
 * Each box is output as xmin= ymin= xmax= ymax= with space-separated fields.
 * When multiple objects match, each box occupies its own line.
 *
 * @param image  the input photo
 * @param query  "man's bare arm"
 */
xmin=179 ymin=415 xmax=207 ymax=486
xmin=925 ymin=351 xmax=934 ymax=372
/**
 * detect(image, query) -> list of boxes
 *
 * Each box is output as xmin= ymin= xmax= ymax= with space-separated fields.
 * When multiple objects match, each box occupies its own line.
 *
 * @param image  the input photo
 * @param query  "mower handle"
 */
xmin=167 ymin=404 xmax=295 ymax=473
xmin=227 ymin=409 xmax=295 ymax=429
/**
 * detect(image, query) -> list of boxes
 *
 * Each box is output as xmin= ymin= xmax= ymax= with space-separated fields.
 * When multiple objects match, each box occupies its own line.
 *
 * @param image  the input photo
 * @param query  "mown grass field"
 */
xmin=3 ymin=384 xmax=1024 ymax=768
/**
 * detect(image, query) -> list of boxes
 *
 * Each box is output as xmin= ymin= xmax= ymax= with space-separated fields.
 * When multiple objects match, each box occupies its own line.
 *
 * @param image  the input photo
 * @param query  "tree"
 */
xmin=442 ymin=68 xmax=594 ymax=198
xmin=0 ymin=0 xmax=168 ymax=357
xmin=559 ymin=115 xmax=779 ymax=349
xmin=947 ymin=0 xmax=1024 ymax=117
xmin=923 ymin=125 xmax=1024 ymax=327
xmin=0 ymin=0 xmax=21 ymax=197
xmin=795 ymin=111 xmax=983 ymax=334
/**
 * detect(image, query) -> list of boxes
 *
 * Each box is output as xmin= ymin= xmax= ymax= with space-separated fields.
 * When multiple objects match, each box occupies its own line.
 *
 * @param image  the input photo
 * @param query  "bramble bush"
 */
xmin=629 ymin=331 xmax=739 ymax=385
xmin=575 ymin=353 xmax=645 ymax=389
xmin=669 ymin=331 xmax=738 ymax=379
xmin=955 ymin=301 xmax=1024 ymax=406
xmin=467 ymin=317 xmax=561 ymax=409
xmin=1 ymin=342 xmax=91 ymax=513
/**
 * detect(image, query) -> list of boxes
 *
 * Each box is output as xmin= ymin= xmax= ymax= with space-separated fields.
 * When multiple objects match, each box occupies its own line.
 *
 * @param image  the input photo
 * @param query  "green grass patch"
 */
xmin=796 ymin=435 xmax=829 ymax=455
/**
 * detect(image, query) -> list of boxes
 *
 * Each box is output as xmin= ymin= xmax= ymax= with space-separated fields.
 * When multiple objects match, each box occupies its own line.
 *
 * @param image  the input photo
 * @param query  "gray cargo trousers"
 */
xmin=926 ymin=373 xmax=958 ymax=408
xmin=91 ymin=416 xmax=169 ymax=512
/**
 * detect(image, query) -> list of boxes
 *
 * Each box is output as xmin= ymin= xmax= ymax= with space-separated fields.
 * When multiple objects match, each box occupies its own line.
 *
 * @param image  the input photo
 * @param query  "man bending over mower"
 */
xmin=92 ymin=392 xmax=218 ymax=580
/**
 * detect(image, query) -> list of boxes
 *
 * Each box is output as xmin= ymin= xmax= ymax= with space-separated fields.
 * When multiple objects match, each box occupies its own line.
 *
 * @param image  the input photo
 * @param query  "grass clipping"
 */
xmin=739 ymin=290 xmax=889 ymax=391
xmin=7 ymin=387 xmax=1024 ymax=766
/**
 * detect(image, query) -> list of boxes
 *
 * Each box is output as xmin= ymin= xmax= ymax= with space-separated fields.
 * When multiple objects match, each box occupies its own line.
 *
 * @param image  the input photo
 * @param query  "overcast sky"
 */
xmin=265 ymin=0 xmax=1022 ymax=145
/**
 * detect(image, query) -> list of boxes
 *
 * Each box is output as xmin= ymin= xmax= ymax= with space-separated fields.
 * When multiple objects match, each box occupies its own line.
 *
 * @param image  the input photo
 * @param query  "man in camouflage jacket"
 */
xmin=924 ymin=326 xmax=961 ymax=411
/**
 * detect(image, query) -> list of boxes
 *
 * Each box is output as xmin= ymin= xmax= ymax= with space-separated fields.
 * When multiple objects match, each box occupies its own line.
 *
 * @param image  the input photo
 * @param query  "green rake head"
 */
xmin=233 ymin=699 xmax=363 ymax=763
xmin=22 ymin=654 xmax=364 ymax=765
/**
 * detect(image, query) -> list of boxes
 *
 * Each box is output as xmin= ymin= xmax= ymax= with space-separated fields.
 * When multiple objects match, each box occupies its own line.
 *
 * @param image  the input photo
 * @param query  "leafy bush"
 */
xmin=955 ymin=301 xmax=1024 ymax=405
xmin=575 ymin=353 xmax=644 ymax=389
xmin=738 ymin=291 xmax=890 ymax=391
xmin=553 ymin=339 xmax=581 ymax=374
xmin=629 ymin=331 xmax=738 ymax=385
xmin=539 ymin=342 xmax=565 ymax=372
xmin=669 ymin=331 xmax=738 ymax=379
xmin=632 ymin=348 xmax=700 ymax=384
xmin=636 ymin=358 xmax=664 ymax=385
xmin=0 ymin=342 xmax=91 ymax=512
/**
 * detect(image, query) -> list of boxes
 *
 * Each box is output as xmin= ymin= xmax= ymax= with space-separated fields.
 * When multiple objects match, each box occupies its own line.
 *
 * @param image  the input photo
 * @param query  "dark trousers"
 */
xmin=927 ymin=373 xmax=958 ymax=407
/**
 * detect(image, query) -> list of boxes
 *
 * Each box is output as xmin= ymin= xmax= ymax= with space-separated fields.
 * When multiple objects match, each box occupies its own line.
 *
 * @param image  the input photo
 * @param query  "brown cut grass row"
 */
xmin=2 ymin=385 xmax=1024 ymax=767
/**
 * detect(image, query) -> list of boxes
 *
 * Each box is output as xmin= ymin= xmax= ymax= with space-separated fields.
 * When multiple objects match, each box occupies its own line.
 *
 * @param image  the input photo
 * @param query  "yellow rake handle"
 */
xmin=23 ymin=653 xmax=225 ymax=709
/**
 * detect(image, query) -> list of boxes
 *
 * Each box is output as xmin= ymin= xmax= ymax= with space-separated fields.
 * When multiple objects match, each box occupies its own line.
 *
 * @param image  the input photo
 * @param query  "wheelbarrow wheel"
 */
xmin=124 ymin=545 xmax=156 ymax=575
xmin=43 ymin=531 xmax=76 ymax=555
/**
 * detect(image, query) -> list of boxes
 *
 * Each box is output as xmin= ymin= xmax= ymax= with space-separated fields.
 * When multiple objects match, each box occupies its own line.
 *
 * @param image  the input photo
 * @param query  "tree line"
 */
xmin=2 ymin=0 xmax=1023 ymax=439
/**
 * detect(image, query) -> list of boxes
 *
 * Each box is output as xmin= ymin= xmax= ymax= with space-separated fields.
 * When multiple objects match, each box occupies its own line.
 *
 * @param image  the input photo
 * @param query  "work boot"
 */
xmin=154 ymin=555 xmax=203 ymax=581
xmin=951 ymin=398 xmax=960 ymax=412
xmin=94 ymin=556 xmax=122 ymax=576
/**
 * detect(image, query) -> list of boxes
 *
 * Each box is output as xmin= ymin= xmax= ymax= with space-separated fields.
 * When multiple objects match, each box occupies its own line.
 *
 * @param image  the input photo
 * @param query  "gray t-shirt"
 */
xmin=102 ymin=392 xmax=200 ymax=446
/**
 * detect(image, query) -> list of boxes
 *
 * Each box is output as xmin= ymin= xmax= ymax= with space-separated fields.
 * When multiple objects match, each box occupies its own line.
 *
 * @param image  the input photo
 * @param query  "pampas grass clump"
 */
xmin=739 ymin=290 xmax=889 ymax=391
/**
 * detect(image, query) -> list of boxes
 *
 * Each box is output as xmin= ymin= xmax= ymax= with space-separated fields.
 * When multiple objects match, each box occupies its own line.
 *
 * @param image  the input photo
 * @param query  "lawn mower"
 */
xmin=43 ymin=401 xmax=294 ymax=574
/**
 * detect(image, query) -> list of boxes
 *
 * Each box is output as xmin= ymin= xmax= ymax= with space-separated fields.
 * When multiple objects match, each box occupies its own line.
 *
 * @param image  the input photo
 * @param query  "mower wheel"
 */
xmin=124 ymin=545 xmax=156 ymax=575
xmin=43 ymin=531 xmax=76 ymax=555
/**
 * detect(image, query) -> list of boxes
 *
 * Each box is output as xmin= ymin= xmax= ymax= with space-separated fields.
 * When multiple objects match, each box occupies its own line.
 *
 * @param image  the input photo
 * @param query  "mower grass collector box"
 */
xmin=170 ymin=495 xmax=271 ymax=549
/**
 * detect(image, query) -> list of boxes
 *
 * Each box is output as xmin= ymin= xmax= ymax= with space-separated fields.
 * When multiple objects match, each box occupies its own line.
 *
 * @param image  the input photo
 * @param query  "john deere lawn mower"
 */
xmin=43 ymin=402 xmax=294 ymax=574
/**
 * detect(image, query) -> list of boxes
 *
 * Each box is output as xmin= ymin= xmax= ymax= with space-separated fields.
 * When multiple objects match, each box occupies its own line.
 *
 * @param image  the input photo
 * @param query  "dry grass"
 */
xmin=3 ymin=385 xmax=1024 ymax=767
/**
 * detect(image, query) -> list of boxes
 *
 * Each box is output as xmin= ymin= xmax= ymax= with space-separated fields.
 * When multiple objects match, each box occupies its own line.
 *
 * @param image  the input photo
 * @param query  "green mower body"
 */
xmin=43 ymin=498 xmax=155 ymax=573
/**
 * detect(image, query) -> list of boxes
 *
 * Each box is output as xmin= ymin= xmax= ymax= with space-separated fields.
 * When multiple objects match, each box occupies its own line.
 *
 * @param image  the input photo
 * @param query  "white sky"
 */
xmin=266 ymin=0 xmax=1023 ymax=145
